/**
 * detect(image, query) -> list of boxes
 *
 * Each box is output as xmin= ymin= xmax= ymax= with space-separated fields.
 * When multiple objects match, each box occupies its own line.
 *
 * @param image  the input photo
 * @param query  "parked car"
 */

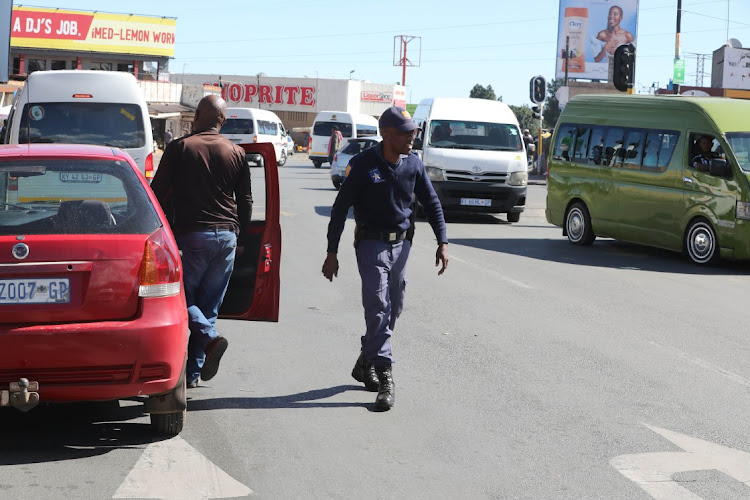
xmin=330 ymin=136 xmax=381 ymax=189
xmin=0 ymin=142 xmax=282 ymax=434
xmin=284 ymin=133 xmax=294 ymax=158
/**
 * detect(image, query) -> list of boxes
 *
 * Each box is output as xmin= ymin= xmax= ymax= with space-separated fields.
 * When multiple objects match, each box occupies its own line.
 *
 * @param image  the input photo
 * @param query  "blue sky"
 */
xmin=23 ymin=0 xmax=750 ymax=106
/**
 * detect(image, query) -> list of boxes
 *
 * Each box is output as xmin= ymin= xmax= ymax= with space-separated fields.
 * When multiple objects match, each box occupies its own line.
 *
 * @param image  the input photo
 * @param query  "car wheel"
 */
xmin=333 ymin=180 xmax=341 ymax=190
xmin=278 ymin=149 xmax=287 ymax=167
xmin=685 ymin=218 xmax=719 ymax=265
xmin=507 ymin=212 xmax=520 ymax=223
xmin=565 ymin=202 xmax=595 ymax=246
xmin=150 ymin=408 xmax=186 ymax=435
xmin=313 ymin=160 xmax=322 ymax=168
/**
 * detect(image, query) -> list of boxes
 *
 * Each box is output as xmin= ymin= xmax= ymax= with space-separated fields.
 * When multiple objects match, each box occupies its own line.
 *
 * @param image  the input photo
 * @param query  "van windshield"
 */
xmin=427 ymin=120 xmax=523 ymax=151
xmin=221 ymin=119 xmax=254 ymax=135
xmin=19 ymin=103 xmax=145 ymax=148
xmin=725 ymin=133 xmax=750 ymax=172
xmin=313 ymin=121 xmax=353 ymax=138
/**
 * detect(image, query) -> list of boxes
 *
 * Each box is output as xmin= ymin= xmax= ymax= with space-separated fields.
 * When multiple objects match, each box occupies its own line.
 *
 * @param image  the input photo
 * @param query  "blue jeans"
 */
xmin=176 ymin=229 xmax=237 ymax=383
xmin=355 ymin=239 xmax=410 ymax=368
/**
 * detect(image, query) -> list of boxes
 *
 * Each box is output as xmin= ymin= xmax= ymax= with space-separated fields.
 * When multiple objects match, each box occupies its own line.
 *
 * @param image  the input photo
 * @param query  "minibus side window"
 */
xmin=553 ymin=125 xmax=576 ymax=161
xmin=572 ymin=127 xmax=592 ymax=163
xmin=657 ymin=132 xmax=679 ymax=170
xmin=588 ymin=127 xmax=607 ymax=165
xmin=603 ymin=127 xmax=624 ymax=167
xmin=621 ymin=129 xmax=646 ymax=169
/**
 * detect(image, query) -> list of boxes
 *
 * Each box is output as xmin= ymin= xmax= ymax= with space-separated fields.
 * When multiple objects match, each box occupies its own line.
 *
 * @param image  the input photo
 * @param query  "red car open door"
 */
xmin=219 ymin=142 xmax=281 ymax=321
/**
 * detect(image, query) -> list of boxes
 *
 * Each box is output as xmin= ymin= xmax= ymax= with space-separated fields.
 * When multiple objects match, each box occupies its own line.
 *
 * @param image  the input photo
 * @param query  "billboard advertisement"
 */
xmin=10 ymin=6 xmax=176 ymax=57
xmin=555 ymin=0 xmax=638 ymax=81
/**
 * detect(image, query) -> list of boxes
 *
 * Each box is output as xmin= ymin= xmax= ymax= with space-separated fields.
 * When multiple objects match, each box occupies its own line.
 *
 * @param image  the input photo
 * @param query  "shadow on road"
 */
xmin=187 ymin=384 xmax=378 ymax=411
xmin=450 ymin=237 xmax=750 ymax=275
xmin=0 ymin=400 xmax=166 ymax=465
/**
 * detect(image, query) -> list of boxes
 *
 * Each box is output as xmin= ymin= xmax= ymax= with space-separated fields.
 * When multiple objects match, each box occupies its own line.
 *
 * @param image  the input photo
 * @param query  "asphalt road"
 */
xmin=3 ymin=153 xmax=750 ymax=500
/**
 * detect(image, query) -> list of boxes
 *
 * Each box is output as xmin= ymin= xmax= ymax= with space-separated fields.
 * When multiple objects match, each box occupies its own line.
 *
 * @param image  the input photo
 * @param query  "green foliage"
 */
xmin=543 ymin=79 xmax=563 ymax=128
xmin=508 ymin=104 xmax=538 ymax=136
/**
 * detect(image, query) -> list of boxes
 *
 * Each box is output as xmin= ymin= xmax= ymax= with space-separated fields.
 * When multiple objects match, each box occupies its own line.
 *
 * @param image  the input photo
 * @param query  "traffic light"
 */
xmin=613 ymin=43 xmax=636 ymax=92
xmin=530 ymin=76 xmax=546 ymax=103
xmin=532 ymin=105 xmax=542 ymax=120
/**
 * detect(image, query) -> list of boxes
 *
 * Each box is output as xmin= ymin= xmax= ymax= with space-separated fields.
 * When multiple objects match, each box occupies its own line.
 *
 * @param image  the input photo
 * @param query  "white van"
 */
xmin=5 ymin=70 xmax=154 ymax=179
xmin=309 ymin=111 xmax=379 ymax=168
xmin=220 ymin=107 xmax=288 ymax=166
xmin=412 ymin=98 xmax=528 ymax=222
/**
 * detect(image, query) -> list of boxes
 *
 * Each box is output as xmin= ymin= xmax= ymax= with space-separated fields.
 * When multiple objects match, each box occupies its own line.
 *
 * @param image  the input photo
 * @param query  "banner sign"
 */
xmin=11 ymin=6 xmax=176 ymax=57
xmin=361 ymin=91 xmax=393 ymax=102
xmin=555 ymin=0 xmax=639 ymax=81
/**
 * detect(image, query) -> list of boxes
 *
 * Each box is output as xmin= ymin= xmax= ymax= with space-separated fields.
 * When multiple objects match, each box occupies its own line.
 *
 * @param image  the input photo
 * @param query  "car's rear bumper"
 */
xmin=433 ymin=181 xmax=526 ymax=214
xmin=0 ymin=294 xmax=188 ymax=402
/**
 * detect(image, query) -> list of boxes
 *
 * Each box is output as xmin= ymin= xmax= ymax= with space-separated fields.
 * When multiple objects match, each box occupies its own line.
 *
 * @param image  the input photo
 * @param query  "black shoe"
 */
xmin=374 ymin=365 xmax=395 ymax=411
xmin=351 ymin=350 xmax=379 ymax=392
xmin=187 ymin=379 xmax=199 ymax=389
xmin=201 ymin=336 xmax=229 ymax=381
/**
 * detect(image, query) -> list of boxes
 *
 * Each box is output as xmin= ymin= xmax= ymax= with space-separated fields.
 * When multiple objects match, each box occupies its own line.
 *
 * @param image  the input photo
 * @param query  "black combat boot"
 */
xmin=374 ymin=365 xmax=395 ymax=411
xmin=351 ymin=350 xmax=379 ymax=392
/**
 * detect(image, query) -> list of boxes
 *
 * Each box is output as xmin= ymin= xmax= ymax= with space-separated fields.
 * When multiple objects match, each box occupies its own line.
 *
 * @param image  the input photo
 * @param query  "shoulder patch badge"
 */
xmin=368 ymin=168 xmax=384 ymax=183
xmin=345 ymin=164 xmax=352 ymax=178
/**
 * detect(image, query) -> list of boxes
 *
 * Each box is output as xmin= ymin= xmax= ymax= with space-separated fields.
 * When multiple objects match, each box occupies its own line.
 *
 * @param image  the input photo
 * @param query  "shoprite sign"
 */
xmin=11 ymin=6 xmax=176 ymax=57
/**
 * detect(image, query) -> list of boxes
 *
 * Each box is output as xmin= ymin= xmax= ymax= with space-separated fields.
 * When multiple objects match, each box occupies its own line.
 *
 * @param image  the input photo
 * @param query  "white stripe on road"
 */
xmin=112 ymin=436 xmax=252 ymax=499
xmin=649 ymin=340 xmax=750 ymax=389
xmin=442 ymin=251 xmax=533 ymax=289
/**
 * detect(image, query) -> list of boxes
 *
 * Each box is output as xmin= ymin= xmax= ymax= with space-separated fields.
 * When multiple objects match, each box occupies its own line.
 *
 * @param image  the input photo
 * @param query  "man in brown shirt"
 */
xmin=151 ymin=95 xmax=253 ymax=388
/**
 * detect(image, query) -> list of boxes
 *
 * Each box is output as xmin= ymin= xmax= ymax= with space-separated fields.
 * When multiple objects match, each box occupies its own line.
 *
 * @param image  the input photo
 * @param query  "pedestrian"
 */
xmin=150 ymin=95 xmax=253 ymax=389
xmin=163 ymin=127 xmax=173 ymax=148
xmin=322 ymin=105 xmax=449 ymax=411
xmin=328 ymin=125 xmax=343 ymax=165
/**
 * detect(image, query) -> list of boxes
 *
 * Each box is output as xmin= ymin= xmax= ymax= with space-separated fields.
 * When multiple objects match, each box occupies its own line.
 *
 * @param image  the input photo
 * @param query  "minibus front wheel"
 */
xmin=685 ymin=218 xmax=719 ymax=265
xmin=565 ymin=202 xmax=595 ymax=246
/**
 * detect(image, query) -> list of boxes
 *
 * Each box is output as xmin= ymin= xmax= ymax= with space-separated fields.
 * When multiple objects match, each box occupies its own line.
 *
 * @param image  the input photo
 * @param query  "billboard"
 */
xmin=712 ymin=46 xmax=750 ymax=90
xmin=10 ymin=6 xmax=176 ymax=58
xmin=555 ymin=0 xmax=638 ymax=81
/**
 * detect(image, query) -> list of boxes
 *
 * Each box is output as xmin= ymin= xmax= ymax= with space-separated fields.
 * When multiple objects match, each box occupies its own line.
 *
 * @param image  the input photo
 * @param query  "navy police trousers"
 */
xmin=355 ymin=238 xmax=411 ymax=368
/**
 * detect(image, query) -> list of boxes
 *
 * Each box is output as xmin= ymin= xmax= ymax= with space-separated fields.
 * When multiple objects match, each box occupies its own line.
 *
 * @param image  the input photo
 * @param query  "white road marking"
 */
xmin=611 ymin=424 xmax=750 ymax=499
xmin=112 ymin=436 xmax=252 ymax=499
xmin=649 ymin=341 xmax=750 ymax=389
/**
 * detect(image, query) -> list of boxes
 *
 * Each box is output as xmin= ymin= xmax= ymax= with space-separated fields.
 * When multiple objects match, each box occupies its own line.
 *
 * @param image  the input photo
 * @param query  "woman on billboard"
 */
xmin=593 ymin=5 xmax=634 ymax=62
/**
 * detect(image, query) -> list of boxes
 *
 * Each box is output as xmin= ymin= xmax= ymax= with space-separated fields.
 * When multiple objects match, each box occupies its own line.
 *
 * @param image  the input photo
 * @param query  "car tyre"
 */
xmin=313 ymin=160 xmax=322 ymax=168
xmin=507 ymin=212 xmax=520 ymax=223
xmin=151 ymin=408 xmax=186 ymax=436
xmin=278 ymin=149 xmax=287 ymax=167
xmin=333 ymin=180 xmax=341 ymax=190
xmin=685 ymin=218 xmax=719 ymax=265
xmin=565 ymin=202 xmax=595 ymax=246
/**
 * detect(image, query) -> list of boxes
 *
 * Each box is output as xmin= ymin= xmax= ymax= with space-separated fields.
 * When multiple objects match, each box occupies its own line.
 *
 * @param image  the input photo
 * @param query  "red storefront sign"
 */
xmin=215 ymin=83 xmax=316 ymax=107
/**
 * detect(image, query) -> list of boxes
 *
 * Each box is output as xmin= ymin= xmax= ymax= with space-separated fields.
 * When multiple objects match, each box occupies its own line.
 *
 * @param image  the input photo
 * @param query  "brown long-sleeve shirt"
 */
xmin=150 ymin=129 xmax=253 ymax=235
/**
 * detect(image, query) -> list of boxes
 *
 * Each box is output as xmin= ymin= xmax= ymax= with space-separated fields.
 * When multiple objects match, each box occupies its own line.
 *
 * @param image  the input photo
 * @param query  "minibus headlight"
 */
xmin=736 ymin=201 xmax=750 ymax=220
xmin=426 ymin=166 xmax=445 ymax=182
xmin=508 ymin=171 xmax=528 ymax=187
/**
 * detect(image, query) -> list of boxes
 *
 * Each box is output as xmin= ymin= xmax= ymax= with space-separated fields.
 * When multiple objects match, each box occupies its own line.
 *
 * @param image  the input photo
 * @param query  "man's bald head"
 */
xmin=193 ymin=94 xmax=227 ymax=132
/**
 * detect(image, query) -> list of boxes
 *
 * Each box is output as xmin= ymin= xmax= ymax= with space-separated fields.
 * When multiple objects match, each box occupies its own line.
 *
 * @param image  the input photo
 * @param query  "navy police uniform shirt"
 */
xmin=326 ymin=143 xmax=448 ymax=254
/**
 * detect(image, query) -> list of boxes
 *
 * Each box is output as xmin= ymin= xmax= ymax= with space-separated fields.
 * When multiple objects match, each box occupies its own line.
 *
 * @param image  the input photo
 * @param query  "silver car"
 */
xmin=329 ymin=136 xmax=381 ymax=190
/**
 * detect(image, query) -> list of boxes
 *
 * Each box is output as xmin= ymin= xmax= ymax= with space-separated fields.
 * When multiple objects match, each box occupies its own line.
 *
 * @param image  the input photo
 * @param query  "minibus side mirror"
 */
xmin=413 ymin=137 xmax=423 ymax=150
xmin=709 ymin=158 xmax=731 ymax=178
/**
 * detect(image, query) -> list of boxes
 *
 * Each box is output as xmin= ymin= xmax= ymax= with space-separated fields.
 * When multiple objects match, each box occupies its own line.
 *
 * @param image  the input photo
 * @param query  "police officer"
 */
xmin=322 ymin=106 xmax=449 ymax=411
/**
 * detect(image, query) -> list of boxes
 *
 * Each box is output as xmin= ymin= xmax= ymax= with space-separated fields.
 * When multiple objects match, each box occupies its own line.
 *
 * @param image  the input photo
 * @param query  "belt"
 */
xmin=357 ymin=227 xmax=407 ymax=243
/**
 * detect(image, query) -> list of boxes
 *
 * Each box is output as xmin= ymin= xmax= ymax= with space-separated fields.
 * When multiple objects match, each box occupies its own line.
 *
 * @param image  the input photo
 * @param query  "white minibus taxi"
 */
xmin=309 ymin=111 xmax=379 ymax=168
xmin=5 ymin=70 xmax=154 ymax=179
xmin=220 ymin=107 xmax=288 ymax=166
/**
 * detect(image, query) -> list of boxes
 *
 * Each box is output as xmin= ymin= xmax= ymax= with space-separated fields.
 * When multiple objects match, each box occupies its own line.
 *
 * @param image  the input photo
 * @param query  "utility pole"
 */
xmin=675 ymin=0 xmax=682 ymax=94
xmin=393 ymin=35 xmax=421 ymax=86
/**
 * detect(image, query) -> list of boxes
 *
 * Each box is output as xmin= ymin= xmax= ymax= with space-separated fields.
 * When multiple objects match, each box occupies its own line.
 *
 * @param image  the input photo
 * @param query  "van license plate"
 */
xmin=460 ymin=198 xmax=491 ymax=207
xmin=0 ymin=278 xmax=71 ymax=304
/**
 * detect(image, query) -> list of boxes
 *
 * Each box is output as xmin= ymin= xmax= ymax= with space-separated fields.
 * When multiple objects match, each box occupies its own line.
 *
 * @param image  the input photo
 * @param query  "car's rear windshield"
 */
xmin=342 ymin=139 xmax=380 ymax=155
xmin=221 ymin=118 xmax=254 ymax=135
xmin=0 ymin=159 xmax=161 ymax=235
xmin=19 ymin=103 xmax=146 ymax=149
xmin=313 ymin=121 xmax=353 ymax=138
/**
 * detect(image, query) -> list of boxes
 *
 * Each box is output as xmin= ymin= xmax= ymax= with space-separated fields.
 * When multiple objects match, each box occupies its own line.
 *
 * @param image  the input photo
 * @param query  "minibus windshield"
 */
xmin=726 ymin=133 xmax=750 ymax=172
xmin=427 ymin=120 xmax=523 ymax=151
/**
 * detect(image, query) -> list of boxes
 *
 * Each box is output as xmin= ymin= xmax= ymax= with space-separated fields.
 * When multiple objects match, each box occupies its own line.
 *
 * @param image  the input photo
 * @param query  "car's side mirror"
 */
xmin=413 ymin=137 xmax=423 ymax=150
xmin=709 ymin=158 xmax=731 ymax=178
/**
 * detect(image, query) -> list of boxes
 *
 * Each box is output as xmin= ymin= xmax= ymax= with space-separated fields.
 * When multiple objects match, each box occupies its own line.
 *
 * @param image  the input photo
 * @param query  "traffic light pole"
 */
xmin=674 ymin=0 xmax=682 ymax=94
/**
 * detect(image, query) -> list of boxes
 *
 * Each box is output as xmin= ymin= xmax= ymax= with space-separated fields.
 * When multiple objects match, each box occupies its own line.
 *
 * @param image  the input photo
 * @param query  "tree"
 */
xmin=469 ymin=84 xmax=497 ymax=101
xmin=543 ymin=79 xmax=563 ymax=129
xmin=508 ymin=104 xmax=538 ymax=136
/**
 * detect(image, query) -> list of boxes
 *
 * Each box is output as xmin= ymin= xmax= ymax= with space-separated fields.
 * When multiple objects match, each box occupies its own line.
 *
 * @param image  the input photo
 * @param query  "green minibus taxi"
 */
xmin=545 ymin=94 xmax=750 ymax=265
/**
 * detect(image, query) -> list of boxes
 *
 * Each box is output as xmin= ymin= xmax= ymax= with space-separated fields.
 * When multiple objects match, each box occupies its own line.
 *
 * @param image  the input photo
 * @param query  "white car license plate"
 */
xmin=0 ymin=278 xmax=71 ymax=304
xmin=460 ymin=198 xmax=492 ymax=207
xmin=60 ymin=172 xmax=102 ymax=183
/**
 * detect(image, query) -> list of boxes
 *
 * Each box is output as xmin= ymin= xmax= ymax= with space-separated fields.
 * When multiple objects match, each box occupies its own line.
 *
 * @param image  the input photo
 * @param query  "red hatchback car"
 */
xmin=0 ymin=143 xmax=281 ymax=435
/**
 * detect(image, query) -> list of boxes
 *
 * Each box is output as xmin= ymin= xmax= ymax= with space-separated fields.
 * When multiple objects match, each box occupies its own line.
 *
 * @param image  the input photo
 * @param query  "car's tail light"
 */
xmin=333 ymin=153 xmax=338 ymax=164
xmin=253 ymin=135 xmax=258 ymax=143
xmin=138 ymin=229 xmax=181 ymax=298
xmin=145 ymin=153 xmax=154 ymax=179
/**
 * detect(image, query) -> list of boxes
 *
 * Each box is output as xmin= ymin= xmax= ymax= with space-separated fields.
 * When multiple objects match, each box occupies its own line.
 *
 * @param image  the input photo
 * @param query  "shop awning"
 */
xmin=148 ymin=104 xmax=195 ymax=119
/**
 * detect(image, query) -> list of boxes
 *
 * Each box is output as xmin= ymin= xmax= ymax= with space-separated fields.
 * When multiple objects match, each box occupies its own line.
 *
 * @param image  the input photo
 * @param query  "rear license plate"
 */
xmin=0 ymin=278 xmax=71 ymax=304
xmin=60 ymin=172 xmax=102 ymax=183
xmin=460 ymin=198 xmax=492 ymax=207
